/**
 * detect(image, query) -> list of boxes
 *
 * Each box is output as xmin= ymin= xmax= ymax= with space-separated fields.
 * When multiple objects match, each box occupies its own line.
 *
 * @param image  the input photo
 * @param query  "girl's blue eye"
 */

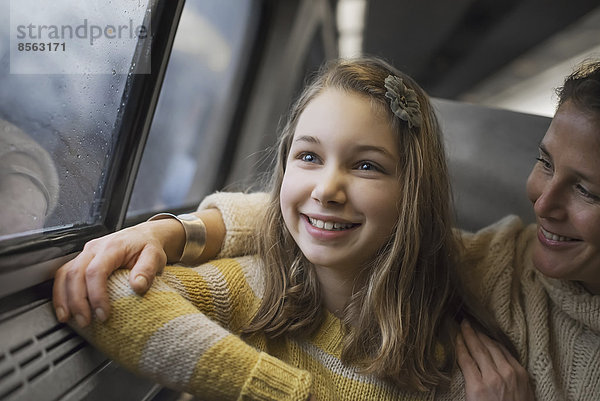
xmin=300 ymin=152 xmax=317 ymax=163
xmin=356 ymin=161 xmax=382 ymax=172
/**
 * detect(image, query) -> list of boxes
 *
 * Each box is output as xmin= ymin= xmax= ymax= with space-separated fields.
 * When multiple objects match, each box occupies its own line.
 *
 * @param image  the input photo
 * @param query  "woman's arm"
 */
xmin=456 ymin=216 xmax=525 ymax=303
xmin=74 ymin=262 xmax=312 ymax=401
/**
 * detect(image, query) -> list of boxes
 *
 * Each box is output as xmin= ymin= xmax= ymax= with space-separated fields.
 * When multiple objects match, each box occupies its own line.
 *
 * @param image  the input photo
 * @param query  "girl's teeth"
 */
xmin=309 ymin=217 xmax=354 ymax=231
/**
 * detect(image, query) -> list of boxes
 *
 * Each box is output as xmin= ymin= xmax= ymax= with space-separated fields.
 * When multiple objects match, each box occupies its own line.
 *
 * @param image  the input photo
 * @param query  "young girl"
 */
xmin=60 ymin=58 xmax=525 ymax=400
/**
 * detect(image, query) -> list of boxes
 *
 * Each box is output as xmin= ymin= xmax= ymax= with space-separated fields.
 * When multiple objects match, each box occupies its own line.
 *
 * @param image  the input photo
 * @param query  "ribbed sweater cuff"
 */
xmin=197 ymin=192 xmax=269 ymax=258
xmin=241 ymin=352 xmax=312 ymax=401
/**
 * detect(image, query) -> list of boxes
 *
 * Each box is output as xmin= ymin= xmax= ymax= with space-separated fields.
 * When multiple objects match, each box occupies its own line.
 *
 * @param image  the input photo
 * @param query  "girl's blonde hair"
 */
xmin=244 ymin=57 xmax=494 ymax=391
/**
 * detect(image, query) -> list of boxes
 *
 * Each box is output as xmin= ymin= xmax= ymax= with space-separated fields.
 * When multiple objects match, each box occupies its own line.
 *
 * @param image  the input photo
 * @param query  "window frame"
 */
xmin=0 ymin=0 xmax=186 ymax=297
xmin=123 ymin=0 xmax=269 ymax=226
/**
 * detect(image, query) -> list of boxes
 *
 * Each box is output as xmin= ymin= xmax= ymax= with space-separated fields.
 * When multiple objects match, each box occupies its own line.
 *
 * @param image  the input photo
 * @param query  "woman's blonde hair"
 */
xmin=244 ymin=57 xmax=492 ymax=391
xmin=556 ymin=59 xmax=600 ymax=121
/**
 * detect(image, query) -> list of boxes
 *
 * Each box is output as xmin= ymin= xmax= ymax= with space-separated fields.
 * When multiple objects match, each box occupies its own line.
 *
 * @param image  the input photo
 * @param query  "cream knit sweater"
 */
xmin=200 ymin=192 xmax=600 ymax=401
xmin=459 ymin=215 xmax=600 ymax=401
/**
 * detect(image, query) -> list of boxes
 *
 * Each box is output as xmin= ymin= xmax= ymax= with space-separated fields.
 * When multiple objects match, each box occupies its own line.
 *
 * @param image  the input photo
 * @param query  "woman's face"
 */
xmin=279 ymin=88 xmax=401 ymax=275
xmin=526 ymin=100 xmax=600 ymax=294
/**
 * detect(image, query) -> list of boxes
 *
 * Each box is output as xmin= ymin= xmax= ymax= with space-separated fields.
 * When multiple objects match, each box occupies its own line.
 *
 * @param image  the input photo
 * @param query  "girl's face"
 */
xmin=280 ymin=88 xmax=402 ymax=274
xmin=526 ymin=100 xmax=600 ymax=294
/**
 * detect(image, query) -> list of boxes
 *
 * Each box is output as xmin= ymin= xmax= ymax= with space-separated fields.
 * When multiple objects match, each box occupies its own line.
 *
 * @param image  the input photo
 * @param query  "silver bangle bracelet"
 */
xmin=147 ymin=212 xmax=206 ymax=265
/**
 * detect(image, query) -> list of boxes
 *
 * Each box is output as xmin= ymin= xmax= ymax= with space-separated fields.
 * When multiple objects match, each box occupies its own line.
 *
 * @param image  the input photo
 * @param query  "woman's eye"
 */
xmin=576 ymin=184 xmax=600 ymax=202
xmin=535 ymin=156 xmax=552 ymax=170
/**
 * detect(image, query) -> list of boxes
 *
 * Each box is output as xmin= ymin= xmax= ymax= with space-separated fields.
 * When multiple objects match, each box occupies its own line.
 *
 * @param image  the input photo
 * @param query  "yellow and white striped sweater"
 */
xmin=74 ymin=192 xmax=473 ymax=400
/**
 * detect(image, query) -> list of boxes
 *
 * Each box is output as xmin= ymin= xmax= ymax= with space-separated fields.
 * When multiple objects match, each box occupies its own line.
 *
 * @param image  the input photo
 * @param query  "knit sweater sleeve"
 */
xmin=457 ymin=215 xmax=532 ymax=359
xmin=457 ymin=216 xmax=525 ymax=298
xmin=73 ymin=256 xmax=312 ymax=401
xmin=197 ymin=192 xmax=269 ymax=258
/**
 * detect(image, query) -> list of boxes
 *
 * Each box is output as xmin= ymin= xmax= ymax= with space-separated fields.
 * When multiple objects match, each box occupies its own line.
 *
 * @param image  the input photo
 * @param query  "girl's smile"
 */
xmin=302 ymin=213 xmax=360 ymax=241
xmin=280 ymin=88 xmax=401 ymax=274
xmin=305 ymin=214 xmax=359 ymax=231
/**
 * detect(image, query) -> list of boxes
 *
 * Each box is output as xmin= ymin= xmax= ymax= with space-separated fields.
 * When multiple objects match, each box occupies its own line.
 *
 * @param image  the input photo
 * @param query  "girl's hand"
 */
xmin=52 ymin=219 xmax=182 ymax=327
xmin=457 ymin=320 xmax=535 ymax=401
xmin=53 ymin=208 xmax=226 ymax=328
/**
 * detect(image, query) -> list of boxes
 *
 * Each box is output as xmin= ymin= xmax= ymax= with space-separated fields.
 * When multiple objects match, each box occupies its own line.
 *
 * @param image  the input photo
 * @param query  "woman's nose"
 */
xmin=311 ymin=168 xmax=347 ymax=206
xmin=532 ymin=178 xmax=567 ymax=221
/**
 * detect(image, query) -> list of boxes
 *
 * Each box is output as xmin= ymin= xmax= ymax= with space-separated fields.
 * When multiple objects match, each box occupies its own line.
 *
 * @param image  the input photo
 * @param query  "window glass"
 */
xmin=127 ymin=0 xmax=258 ymax=217
xmin=0 ymin=1 xmax=151 ymax=240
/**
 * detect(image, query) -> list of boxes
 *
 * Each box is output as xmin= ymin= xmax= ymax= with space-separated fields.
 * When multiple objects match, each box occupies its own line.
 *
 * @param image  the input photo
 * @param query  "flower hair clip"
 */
xmin=384 ymin=75 xmax=422 ymax=129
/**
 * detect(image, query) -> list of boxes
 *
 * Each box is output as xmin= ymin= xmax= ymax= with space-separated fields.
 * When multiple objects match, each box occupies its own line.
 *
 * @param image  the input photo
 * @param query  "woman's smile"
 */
xmin=539 ymin=225 xmax=580 ymax=243
xmin=526 ymin=100 xmax=600 ymax=293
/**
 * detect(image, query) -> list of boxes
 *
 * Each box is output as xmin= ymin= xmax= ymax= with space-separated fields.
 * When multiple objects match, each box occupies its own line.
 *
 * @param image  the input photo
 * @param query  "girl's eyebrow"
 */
xmin=295 ymin=135 xmax=393 ymax=157
xmin=294 ymin=135 xmax=320 ymax=144
xmin=355 ymin=144 xmax=395 ymax=158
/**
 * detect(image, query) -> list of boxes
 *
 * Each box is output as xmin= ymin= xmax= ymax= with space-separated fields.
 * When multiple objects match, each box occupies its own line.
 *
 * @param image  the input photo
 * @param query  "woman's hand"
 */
xmin=457 ymin=320 xmax=535 ymax=401
xmin=52 ymin=219 xmax=184 ymax=327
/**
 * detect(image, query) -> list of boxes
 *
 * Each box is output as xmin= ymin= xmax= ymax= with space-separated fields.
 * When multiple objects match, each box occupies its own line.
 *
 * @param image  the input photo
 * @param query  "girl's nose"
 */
xmin=311 ymin=169 xmax=347 ymax=206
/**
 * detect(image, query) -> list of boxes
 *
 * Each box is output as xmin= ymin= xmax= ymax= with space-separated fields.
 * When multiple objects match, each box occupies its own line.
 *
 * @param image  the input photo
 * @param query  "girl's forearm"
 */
xmin=73 ymin=267 xmax=311 ymax=401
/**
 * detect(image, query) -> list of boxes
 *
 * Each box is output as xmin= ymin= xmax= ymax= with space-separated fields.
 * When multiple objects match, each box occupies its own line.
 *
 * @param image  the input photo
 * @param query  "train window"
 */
xmin=0 ymin=1 xmax=186 ymax=298
xmin=0 ymin=1 xmax=151 ymax=241
xmin=126 ymin=0 xmax=260 ymax=218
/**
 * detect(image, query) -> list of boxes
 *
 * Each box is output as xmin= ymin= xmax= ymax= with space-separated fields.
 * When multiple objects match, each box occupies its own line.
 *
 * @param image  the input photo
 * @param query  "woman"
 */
xmin=455 ymin=61 xmax=600 ymax=400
